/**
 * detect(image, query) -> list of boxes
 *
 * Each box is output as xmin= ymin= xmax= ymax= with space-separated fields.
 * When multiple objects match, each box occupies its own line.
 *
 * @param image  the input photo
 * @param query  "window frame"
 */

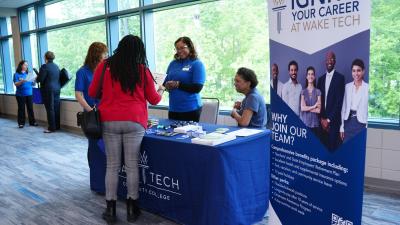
xmin=6 ymin=0 xmax=397 ymax=130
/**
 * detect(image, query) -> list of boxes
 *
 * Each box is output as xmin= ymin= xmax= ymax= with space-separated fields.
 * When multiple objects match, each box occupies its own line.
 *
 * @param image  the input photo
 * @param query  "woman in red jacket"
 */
xmin=89 ymin=35 xmax=164 ymax=223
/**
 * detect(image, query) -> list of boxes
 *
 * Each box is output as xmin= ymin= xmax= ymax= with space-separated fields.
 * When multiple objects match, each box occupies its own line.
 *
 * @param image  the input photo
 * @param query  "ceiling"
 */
xmin=0 ymin=0 xmax=39 ymax=8
xmin=0 ymin=0 xmax=39 ymax=17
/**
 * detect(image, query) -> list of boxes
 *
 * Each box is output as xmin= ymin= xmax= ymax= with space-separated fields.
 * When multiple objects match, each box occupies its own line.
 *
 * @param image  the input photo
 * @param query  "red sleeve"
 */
xmin=143 ymin=67 xmax=161 ymax=105
xmin=88 ymin=60 xmax=105 ymax=98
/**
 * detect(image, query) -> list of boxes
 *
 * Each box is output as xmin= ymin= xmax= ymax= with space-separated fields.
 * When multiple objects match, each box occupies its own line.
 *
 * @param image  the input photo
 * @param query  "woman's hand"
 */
xmin=157 ymin=85 xmax=165 ymax=95
xmin=340 ymin=132 xmax=344 ymax=141
xmin=233 ymin=101 xmax=241 ymax=110
xmin=230 ymin=109 xmax=237 ymax=119
xmin=165 ymin=81 xmax=179 ymax=90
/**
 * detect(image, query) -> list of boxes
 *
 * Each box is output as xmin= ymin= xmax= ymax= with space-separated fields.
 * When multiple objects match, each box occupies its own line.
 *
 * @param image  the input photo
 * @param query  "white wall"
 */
xmin=1 ymin=94 xmax=399 ymax=184
xmin=367 ymin=128 xmax=400 ymax=182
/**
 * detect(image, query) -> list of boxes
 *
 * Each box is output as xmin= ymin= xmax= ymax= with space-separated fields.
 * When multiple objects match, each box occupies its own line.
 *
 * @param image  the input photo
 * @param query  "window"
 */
xmin=29 ymin=34 xmax=39 ymax=70
xmin=152 ymin=0 xmax=269 ymax=108
xmin=369 ymin=0 xmax=400 ymax=124
xmin=14 ymin=0 xmax=399 ymax=127
xmin=9 ymin=38 xmax=15 ymax=72
xmin=45 ymin=0 xmax=105 ymax=26
xmin=6 ymin=17 xmax=12 ymax=34
xmin=9 ymin=38 xmax=16 ymax=92
xmin=119 ymin=15 xmax=141 ymax=38
xmin=146 ymin=0 xmax=171 ymax=5
xmin=27 ymin=7 xmax=36 ymax=30
xmin=47 ymin=21 xmax=107 ymax=97
xmin=117 ymin=0 xmax=139 ymax=11
xmin=0 ymin=57 xmax=3 ymax=93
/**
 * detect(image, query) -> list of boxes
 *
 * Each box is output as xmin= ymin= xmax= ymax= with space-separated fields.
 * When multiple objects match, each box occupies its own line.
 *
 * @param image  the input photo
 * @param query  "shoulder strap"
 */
xmin=95 ymin=62 xmax=107 ymax=99
xmin=143 ymin=66 xmax=147 ymax=100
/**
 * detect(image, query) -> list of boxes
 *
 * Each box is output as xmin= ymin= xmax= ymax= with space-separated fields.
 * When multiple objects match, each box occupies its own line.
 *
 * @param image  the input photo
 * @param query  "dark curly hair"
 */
xmin=236 ymin=67 xmax=258 ymax=89
xmin=107 ymin=35 xmax=148 ymax=95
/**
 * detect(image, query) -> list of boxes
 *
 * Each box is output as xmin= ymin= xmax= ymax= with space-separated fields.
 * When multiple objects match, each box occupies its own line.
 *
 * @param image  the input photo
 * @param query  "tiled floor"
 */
xmin=0 ymin=117 xmax=399 ymax=225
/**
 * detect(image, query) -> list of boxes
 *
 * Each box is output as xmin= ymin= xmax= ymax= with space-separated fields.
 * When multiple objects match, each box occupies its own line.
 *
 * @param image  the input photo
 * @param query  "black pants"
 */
xmin=42 ymin=90 xmax=61 ymax=131
xmin=168 ymin=107 xmax=202 ymax=122
xmin=16 ymin=95 xmax=36 ymax=126
xmin=320 ymin=124 xmax=342 ymax=151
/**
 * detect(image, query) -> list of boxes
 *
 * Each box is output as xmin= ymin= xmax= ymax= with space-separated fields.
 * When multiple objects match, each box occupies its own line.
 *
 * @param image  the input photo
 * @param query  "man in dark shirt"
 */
xmin=317 ymin=51 xmax=345 ymax=151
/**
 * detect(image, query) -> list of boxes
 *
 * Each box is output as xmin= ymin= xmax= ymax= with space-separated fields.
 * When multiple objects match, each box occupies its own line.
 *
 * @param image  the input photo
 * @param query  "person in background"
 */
xmin=340 ymin=59 xmax=369 ymax=142
xmin=282 ymin=60 xmax=302 ymax=115
xmin=36 ymin=51 xmax=61 ymax=133
xmin=300 ymin=66 xmax=321 ymax=137
xmin=163 ymin=36 xmax=206 ymax=122
xmin=317 ymin=51 xmax=345 ymax=150
xmin=75 ymin=42 xmax=108 ymax=194
xmin=89 ymin=35 xmax=164 ymax=223
xmin=231 ymin=67 xmax=267 ymax=128
xmin=270 ymin=63 xmax=283 ymax=98
xmin=13 ymin=60 xmax=38 ymax=128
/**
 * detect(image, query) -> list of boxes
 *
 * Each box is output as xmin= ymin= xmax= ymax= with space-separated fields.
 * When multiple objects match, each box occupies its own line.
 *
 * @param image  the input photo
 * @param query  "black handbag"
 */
xmin=59 ymin=68 xmax=72 ymax=88
xmin=76 ymin=63 xmax=107 ymax=139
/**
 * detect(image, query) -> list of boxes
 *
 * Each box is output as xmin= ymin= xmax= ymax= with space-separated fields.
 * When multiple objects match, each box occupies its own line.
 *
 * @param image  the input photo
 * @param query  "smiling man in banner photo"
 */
xmin=282 ymin=60 xmax=302 ymax=116
xmin=317 ymin=51 xmax=345 ymax=151
xmin=271 ymin=63 xmax=283 ymax=98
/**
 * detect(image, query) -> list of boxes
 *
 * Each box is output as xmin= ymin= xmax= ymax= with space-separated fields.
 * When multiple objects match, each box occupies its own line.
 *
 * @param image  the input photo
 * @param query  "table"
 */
xmin=94 ymin=120 xmax=270 ymax=225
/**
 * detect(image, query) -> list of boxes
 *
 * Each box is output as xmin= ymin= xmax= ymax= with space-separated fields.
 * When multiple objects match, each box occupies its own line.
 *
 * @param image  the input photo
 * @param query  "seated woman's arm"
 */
xmin=231 ymin=109 xmax=254 ymax=127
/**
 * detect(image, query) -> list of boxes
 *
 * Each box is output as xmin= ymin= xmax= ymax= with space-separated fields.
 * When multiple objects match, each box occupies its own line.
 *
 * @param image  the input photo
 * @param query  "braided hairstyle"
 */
xmin=108 ymin=35 xmax=149 ymax=95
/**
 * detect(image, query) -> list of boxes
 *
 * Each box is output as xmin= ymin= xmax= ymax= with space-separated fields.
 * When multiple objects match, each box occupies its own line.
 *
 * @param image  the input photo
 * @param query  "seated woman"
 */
xmin=231 ymin=67 xmax=267 ymax=128
xmin=300 ymin=66 xmax=321 ymax=137
xmin=340 ymin=58 xmax=368 ymax=142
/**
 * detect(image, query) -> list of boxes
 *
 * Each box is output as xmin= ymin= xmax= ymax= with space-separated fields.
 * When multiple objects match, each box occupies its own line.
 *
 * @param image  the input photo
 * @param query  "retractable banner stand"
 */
xmin=268 ymin=1 xmax=370 ymax=225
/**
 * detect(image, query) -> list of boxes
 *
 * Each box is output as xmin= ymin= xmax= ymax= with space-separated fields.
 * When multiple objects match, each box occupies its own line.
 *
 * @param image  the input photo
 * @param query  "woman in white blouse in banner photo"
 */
xmin=340 ymin=58 xmax=369 ymax=142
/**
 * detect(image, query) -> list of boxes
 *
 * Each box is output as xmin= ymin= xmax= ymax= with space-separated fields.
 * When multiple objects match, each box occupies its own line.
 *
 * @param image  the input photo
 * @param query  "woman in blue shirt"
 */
xmin=13 ymin=60 xmax=38 ymax=128
xmin=75 ymin=42 xmax=107 ymax=111
xmin=74 ymin=42 xmax=108 ymax=195
xmin=231 ymin=67 xmax=267 ymax=128
xmin=163 ymin=37 xmax=206 ymax=122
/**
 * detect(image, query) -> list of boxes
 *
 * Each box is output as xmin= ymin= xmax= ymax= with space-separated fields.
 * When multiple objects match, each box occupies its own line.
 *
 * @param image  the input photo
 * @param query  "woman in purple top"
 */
xmin=300 ymin=66 xmax=321 ymax=137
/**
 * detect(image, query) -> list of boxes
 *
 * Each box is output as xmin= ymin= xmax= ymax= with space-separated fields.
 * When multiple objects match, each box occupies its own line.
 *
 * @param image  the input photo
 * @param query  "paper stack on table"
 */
xmin=226 ymin=128 xmax=263 ymax=137
xmin=191 ymin=132 xmax=236 ymax=146
xmin=173 ymin=125 xmax=201 ymax=134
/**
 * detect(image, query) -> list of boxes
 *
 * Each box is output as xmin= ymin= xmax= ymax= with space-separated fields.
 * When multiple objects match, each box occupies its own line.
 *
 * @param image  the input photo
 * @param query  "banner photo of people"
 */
xmin=268 ymin=1 xmax=370 ymax=225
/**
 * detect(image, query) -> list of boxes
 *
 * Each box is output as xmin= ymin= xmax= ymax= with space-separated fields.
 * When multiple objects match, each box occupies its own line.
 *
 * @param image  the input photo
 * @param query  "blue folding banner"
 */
xmin=268 ymin=1 xmax=371 ymax=224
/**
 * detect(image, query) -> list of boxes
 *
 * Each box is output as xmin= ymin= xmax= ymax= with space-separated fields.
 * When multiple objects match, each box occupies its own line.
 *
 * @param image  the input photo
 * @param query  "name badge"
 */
xmin=182 ymin=65 xmax=191 ymax=71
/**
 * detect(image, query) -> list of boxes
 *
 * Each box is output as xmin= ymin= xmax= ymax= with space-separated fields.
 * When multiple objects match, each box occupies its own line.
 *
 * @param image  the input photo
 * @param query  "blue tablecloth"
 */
xmin=94 ymin=120 xmax=270 ymax=225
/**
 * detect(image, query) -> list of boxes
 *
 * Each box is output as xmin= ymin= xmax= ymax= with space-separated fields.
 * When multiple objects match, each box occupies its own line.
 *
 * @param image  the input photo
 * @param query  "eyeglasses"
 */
xmin=175 ymin=45 xmax=188 ymax=52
